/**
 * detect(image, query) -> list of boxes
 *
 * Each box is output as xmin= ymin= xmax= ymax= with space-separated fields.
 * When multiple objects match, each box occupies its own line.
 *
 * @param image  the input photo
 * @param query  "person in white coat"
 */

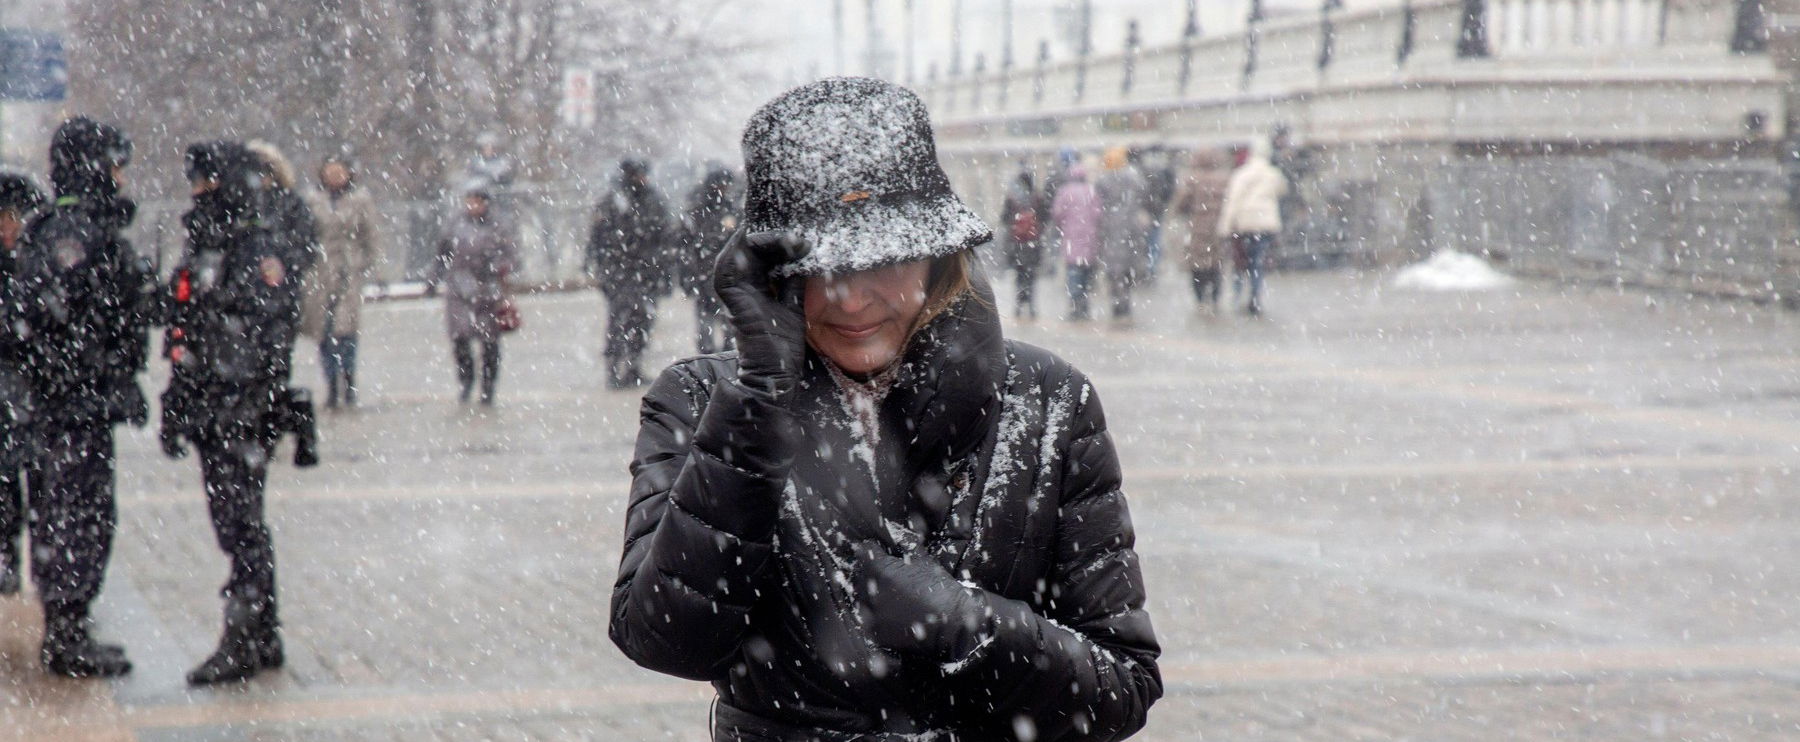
xmin=1217 ymin=137 xmax=1288 ymax=315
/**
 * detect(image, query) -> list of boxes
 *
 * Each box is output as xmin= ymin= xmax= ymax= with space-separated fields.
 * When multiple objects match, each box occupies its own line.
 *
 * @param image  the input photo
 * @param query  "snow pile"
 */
xmin=1392 ymin=250 xmax=1514 ymax=291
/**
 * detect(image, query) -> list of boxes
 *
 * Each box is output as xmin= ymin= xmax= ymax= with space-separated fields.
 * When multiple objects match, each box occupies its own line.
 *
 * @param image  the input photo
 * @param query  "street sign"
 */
xmin=561 ymin=67 xmax=595 ymax=128
xmin=0 ymin=29 xmax=66 ymax=101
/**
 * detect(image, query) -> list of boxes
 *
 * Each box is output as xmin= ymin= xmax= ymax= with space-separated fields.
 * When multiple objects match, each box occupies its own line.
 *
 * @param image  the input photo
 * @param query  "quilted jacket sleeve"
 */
xmin=609 ymin=359 xmax=798 ymax=681
xmin=943 ymin=373 xmax=1163 ymax=742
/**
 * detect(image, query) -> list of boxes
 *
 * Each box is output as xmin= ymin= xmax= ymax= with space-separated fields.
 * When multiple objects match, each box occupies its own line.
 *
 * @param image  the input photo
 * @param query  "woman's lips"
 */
xmin=828 ymin=321 xmax=883 ymax=340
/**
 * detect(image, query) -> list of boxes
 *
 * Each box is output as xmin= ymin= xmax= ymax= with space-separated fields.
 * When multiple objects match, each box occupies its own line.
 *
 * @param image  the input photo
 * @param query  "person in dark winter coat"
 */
xmin=0 ymin=172 xmax=45 ymax=596
xmin=679 ymin=166 xmax=739 ymax=354
xmin=428 ymin=186 xmax=516 ymax=405
xmin=585 ymin=159 xmax=672 ymax=388
xmin=160 ymin=140 xmax=319 ymax=685
xmin=610 ymin=78 xmax=1161 ymax=742
xmin=999 ymin=169 xmax=1047 ymax=319
xmin=4 ymin=116 xmax=153 ymax=678
xmin=1094 ymin=146 xmax=1153 ymax=321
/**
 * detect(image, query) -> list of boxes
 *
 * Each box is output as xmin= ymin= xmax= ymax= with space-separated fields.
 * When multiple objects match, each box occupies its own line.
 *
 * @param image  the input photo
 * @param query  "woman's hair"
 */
xmin=908 ymin=249 xmax=978 ymax=336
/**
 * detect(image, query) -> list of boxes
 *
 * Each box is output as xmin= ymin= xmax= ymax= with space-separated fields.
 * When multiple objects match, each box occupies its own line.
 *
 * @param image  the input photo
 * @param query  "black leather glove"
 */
xmin=713 ymin=229 xmax=810 ymax=401
xmin=855 ymin=543 xmax=996 ymax=662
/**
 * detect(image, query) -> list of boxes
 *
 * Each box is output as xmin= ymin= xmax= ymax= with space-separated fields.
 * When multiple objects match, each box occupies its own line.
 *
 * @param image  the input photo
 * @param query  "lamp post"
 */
xmin=1178 ymin=0 xmax=1201 ymax=94
xmin=1457 ymin=0 xmax=1490 ymax=58
xmin=1122 ymin=20 xmax=1141 ymax=95
xmin=1075 ymin=0 xmax=1092 ymax=101
xmin=1000 ymin=0 xmax=1014 ymax=105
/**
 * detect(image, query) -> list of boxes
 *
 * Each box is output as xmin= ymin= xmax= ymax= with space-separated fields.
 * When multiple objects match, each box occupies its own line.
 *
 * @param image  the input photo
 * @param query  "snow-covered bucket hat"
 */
xmin=742 ymin=77 xmax=992 ymax=277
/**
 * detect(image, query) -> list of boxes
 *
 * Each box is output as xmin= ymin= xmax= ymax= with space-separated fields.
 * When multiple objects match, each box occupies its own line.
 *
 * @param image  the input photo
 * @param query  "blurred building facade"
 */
xmin=911 ymin=0 xmax=1800 ymax=304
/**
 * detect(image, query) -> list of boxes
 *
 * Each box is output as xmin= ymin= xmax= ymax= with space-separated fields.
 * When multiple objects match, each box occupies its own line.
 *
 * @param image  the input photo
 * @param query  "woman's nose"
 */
xmin=827 ymin=277 xmax=874 ymax=313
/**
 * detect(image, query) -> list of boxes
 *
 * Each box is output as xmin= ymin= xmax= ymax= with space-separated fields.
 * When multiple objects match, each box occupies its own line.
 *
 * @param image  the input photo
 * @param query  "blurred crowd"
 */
xmin=996 ymin=129 xmax=1308 ymax=321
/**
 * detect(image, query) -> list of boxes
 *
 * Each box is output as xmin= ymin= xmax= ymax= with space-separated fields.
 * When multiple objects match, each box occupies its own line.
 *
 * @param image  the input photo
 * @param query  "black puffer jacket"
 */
xmin=610 ymin=289 xmax=1161 ymax=741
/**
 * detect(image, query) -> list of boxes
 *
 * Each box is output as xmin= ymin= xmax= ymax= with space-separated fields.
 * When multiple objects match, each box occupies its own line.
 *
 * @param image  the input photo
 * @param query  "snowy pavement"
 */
xmin=6 ymin=264 xmax=1800 ymax=740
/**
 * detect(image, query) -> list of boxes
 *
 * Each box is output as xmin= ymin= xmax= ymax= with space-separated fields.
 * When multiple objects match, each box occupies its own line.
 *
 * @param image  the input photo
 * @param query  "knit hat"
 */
xmin=741 ymin=77 xmax=991 ymax=277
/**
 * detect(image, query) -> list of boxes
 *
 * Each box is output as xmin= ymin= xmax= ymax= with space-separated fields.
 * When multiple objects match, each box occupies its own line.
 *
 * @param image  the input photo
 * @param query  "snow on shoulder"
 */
xmin=1392 ymin=250 xmax=1514 ymax=291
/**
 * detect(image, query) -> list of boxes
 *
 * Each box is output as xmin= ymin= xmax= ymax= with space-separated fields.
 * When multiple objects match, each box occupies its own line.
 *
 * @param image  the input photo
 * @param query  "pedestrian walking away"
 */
xmin=609 ymin=77 xmax=1162 ymax=742
xmin=429 ymin=184 xmax=517 ymax=406
xmin=999 ymin=168 xmax=1047 ymax=319
xmin=1139 ymin=147 xmax=1178 ymax=277
xmin=585 ymin=158 xmax=673 ymax=389
xmin=679 ymin=165 xmax=739 ymax=354
xmin=0 ymin=171 xmax=46 ymax=597
xmin=1165 ymin=149 xmax=1232 ymax=310
xmin=4 ymin=117 xmax=155 ymax=678
xmin=301 ymin=154 xmax=381 ymax=409
xmin=1218 ymin=136 xmax=1288 ymax=315
xmin=1094 ymin=146 xmax=1153 ymax=321
xmin=1052 ymin=164 xmax=1102 ymax=321
xmin=161 ymin=140 xmax=320 ymax=685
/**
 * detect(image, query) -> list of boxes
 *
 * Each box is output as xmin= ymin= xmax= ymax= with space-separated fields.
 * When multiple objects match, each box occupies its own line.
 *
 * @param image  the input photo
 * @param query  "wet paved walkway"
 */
xmin=5 ymin=264 xmax=1800 ymax=740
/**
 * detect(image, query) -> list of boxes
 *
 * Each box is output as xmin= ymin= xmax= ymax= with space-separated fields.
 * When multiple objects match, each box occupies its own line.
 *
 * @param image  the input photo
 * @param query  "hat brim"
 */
xmin=754 ymin=193 xmax=993 ymax=278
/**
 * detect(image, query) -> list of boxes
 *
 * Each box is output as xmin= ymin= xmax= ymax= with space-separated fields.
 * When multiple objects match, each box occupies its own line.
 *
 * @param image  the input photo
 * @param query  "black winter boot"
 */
xmin=187 ymin=597 xmax=281 ymax=685
xmin=342 ymin=372 xmax=358 ymax=408
xmin=0 ymin=538 xmax=19 ymax=595
xmin=41 ymin=600 xmax=131 ymax=678
xmin=325 ymin=373 xmax=340 ymax=410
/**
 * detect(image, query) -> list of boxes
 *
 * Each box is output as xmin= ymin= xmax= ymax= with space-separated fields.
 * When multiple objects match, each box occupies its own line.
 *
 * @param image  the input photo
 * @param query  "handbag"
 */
xmin=494 ymin=296 xmax=523 ymax=333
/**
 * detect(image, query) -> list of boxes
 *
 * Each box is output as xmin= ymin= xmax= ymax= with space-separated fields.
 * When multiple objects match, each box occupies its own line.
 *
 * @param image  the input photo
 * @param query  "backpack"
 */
xmin=1010 ymin=205 xmax=1041 ymax=243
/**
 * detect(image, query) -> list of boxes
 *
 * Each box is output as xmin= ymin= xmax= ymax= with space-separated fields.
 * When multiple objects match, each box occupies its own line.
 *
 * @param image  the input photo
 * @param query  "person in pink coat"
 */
xmin=1051 ymin=165 xmax=1102 ymax=320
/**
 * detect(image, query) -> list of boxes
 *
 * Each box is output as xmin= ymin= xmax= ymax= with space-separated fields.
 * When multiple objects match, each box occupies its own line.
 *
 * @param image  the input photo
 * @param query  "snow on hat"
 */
xmin=741 ymin=77 xmax=991 ymax=278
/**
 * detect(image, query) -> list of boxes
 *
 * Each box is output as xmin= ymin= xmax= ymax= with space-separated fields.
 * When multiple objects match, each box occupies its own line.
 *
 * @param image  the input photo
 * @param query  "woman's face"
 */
xmin=804 ymin=259 xmax=932 ymax=376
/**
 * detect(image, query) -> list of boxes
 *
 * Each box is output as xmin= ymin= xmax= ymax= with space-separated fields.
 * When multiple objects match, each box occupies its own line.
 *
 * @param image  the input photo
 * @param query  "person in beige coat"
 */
xmin=1217 ymin=137 xmax=1288 ymax=315
xmin=1165 ymin=148 xmax=1232 ymax=309
xmin=300 ymin=156 xmax=381 ymax=408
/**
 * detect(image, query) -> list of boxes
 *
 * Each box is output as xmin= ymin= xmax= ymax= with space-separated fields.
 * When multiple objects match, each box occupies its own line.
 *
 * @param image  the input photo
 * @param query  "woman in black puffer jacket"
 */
xmin=609 ymin=78 xmax=1162 ymax=742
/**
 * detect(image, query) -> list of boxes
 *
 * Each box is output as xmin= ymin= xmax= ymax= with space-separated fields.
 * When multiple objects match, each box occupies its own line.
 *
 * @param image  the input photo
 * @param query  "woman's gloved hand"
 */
xmin=855 ymin=543 xmax=994 ymax=662
xmin=713 ymin=229 xmax=810 ymax=401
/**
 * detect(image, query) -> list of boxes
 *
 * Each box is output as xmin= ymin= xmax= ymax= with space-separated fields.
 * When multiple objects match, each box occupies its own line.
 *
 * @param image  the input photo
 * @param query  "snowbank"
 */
xmin=1392 ymin=250 xmax=1514 ymax=291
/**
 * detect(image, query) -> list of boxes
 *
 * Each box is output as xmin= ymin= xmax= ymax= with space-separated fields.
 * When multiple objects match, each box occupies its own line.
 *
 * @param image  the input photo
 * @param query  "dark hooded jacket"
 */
xmin=165 ymin=142 xmax=312 ymax=442
xmin=6 ymin=117 xmax=153 ymax=430
xmin=679 ymin=170 xmax=739 ymax=296
xmin=610 ymin=284 xmax=1162 ymax=741
xmin=0 ymin=172 xmax=45 ymax=466
xmin=587 ymin=169 xmax=672 ymax=296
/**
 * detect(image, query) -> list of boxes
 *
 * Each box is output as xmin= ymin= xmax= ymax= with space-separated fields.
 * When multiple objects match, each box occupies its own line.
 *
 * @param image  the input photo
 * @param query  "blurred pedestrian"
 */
xmin=464 ymin=131 xmax=516 ymax=225
xmin=161 ymin=141 xmax=319 ymax=685
xmin=0 ymin=172 xmax=45 ymax=596
xmin=429 ymin=185 xmax=516 ymax=405
xmin=1218 ymin=137 xmax=1288 ymax=316
xmin=998 ymin=168 xmax=1046 ymax=319
xmin=6 ymin=117 xmax=154 ymax=678
xmin=1051 ymin=164 xmax=1101 ymax=321
xmin=301 ymin=155 xmax=382 ymax=409
xmin=1140 ymin=147 xmax=1178 ymax=277
xmin=609 ymin=76 xmax=1161 ymax=741
xmin=1165 ymin=149 xmax=1231 ymax=309
xmin=679 ymin=165 xmax=738 ymax=354
xmin=585 ymin=159 xmax=672 ymax=389
xmin=1094 ymin=146 xmax=1153 ymax=320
